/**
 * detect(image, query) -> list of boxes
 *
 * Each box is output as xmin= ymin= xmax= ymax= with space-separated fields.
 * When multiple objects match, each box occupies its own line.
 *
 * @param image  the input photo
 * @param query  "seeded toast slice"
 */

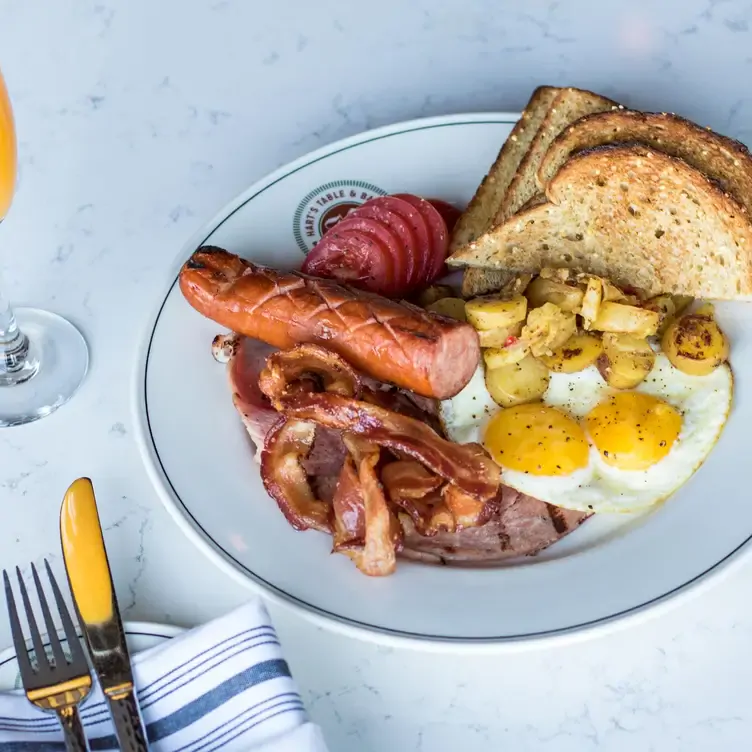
xmin=451 ymin=86 xmax=559 ymax=254
xmin=494 ymin=87 xmax=621 ymax=223
xmin=538 ymin=110 xmax=752 ymax=220
xmin=459 ymin=88 xmax=619 ymax=297
xmin=460 ymin=195 xmax=547 ymax=296
xmin=448 ymin=144 xmax=752 ymax=299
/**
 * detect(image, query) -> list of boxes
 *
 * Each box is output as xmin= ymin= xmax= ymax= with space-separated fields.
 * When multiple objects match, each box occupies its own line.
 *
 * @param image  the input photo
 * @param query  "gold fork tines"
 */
xmin=4 ymin=561 xmax=92 ymax=751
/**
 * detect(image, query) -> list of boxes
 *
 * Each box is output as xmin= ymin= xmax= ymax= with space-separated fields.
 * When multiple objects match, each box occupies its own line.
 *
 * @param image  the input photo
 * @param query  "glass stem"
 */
xmin=0 ymin=282 xmax=31 ymax=375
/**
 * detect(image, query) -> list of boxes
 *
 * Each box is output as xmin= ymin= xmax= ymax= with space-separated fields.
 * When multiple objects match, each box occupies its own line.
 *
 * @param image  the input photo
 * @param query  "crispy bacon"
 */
xmin=268 ymin=391 xmax=500 ymax=501
xmin=393 ymin=492 xmax=456 ymax=537
xmin=382 ymin=460 xmax=487 ymax=533
xmin=259 ymin=343 xmax=361 ymax=400
xmin=381 ymin=460 xmax=443 ymax=500
xmin=260 ymin=419 xmax=332 ymax=533
xmin=331 ymin=456 xmax=365 ymax=550
xmin=331 ymin=438 xmax=401 ymax=576
xmin=443 ymin=484 xmax=490 ymax=529
xmin=362 ymin=388 xmax=443 ymax=435
xmin=381 ymin=460 xmax=453 ymax=535
xmin=260 ymin=343 xmax=499 ymax=501
xmin=251 ymin=341 xmax=508 ymax=572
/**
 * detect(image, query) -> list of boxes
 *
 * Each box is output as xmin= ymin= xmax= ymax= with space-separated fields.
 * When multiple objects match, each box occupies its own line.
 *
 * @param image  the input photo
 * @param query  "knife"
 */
xmin=60 ymin=477 xmax=149 ymax=751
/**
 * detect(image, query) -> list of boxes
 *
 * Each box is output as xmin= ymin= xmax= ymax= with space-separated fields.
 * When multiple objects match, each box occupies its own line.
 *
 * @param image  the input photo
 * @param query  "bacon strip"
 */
xmin=331 ymin=439 xmax=401 ymax=576
xmin=269 ymin=391 xmax=500 ymax=501
xmin=260 ymin=344 xmax=500 ymax=501
xmin=331 ymin=456 xmax=365 ymax=550
xmin=381 ymin=461 xmax=443 ymax=500
xmin=443 ymin=484 xmax=490 ymax=529
xmin=382 ymin=460 xmax=488 ymax=533
xmin=256 ymin=342 xmax=502 ymax=569
xmin=260 ymin=419 xmax=332 ymax=533
xmin=393 ymin=492 xmax=456 ymax=537
xmin=258 ymin=343 xmax=361 ymax=400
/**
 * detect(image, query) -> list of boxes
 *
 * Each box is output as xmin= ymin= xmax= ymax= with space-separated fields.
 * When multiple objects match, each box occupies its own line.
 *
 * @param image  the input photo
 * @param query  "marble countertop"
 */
xmin=1 ymin=1 xmax=751 ymax=749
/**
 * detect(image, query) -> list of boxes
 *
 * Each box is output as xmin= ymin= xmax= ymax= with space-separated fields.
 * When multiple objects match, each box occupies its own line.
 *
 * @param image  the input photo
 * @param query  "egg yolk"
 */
xmin=586 ymin=392 xmax=682 ymax=470
xmin=484 ymin=403 xmax=589 ymax=476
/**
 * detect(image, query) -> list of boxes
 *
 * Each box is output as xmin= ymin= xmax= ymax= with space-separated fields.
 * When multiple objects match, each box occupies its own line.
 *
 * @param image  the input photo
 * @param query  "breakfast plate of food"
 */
xmin=134 ymin=85 xmax=752 ymax=647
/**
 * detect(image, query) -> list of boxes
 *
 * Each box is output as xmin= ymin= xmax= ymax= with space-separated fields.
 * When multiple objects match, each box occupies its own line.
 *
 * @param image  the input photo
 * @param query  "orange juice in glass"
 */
xmin=0 ymin=68 xmax=88 ymax=426
xmin=0 ymin=74 xmax=16 ymax=220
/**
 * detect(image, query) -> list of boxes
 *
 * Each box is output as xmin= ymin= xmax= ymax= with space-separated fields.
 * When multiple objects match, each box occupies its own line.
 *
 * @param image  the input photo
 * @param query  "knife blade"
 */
xmin=60 ymin=477 xmax=149 ymax=751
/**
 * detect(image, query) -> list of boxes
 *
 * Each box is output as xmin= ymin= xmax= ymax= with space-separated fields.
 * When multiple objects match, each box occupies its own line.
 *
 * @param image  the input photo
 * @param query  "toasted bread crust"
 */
xmin=449 ymin=144 xmax=752 ymax=299
xmin=449 ymin=86 xmax=559 ymax=253
xmin=538 ymin=109 xmax=752 ymax=217
xmin=461 ymin=268 xmax=518 ymax=298
xmin=494 ymin=87 xmax=620 ymax=223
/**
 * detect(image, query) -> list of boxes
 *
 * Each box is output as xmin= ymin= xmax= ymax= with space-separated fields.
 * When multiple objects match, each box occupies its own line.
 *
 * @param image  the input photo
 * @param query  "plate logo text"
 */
xmin=293 ymin=180 xmax=386 ymax=254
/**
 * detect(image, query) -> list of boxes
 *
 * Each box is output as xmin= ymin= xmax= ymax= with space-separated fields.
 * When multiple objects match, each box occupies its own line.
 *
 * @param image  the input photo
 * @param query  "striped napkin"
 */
xmin=0 ymin=599 xmax=329 ymax=751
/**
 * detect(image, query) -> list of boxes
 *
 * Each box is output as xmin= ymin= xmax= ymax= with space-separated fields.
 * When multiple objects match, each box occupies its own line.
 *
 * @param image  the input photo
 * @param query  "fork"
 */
xmin=3 ymin=561 xmax=92 ymax=752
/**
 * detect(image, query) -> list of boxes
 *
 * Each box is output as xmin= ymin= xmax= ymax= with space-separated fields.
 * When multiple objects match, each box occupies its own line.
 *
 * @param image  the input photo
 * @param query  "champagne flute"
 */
xmin=0 ymin=68 xmax=88 ymax=426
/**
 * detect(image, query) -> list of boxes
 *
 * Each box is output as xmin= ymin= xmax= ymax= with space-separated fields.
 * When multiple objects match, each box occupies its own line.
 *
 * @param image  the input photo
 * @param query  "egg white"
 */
xmin=441 ymin=355 xmax=733 ymax=513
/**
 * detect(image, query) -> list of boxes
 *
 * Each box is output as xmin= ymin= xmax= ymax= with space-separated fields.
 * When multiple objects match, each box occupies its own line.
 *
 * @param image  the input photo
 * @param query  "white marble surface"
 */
xmin=1 ymin=0 xmax=752 ymax=749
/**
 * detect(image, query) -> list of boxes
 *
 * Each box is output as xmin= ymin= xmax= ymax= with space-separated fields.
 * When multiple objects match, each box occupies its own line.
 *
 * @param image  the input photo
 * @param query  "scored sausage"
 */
xmin=179 ymin=246 xmax=480 ymax=399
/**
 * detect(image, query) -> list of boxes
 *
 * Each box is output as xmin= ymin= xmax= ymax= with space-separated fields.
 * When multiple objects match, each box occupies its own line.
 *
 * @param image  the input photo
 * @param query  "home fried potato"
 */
xmin=602 ymin=279 xmax=629 ymax=302
xmin=539 ymin=267 xmax=573 ymax=283
xmin=597 ymin=333 xmax=656 ymax=389
xmin=661 ymin=305 xmax=729 ymax=376
xmin=485 ymin=354 xmax=550 ymax=408
xmin=525 ymin=276 xmax=584 ymax=313
xmin=483 ymin=340 xmax=531 ymax=368
xmin=580 ymin=277 xmax=603 ymax=329
xmin=643 ymin=294 xmax=677 ymax=335
xmin=522 ymin=303 xmax=577 ymax=357
xmin=426 ymin=297 xmax=467 ymax=321
xmin=539 ymin=332 xmax=603 ymax=373
xmin=477 ymin=322 xmax=523 ymax=348
xmin=465 ymin=294 xmax=527 ymax=329
xmin=590 ymin=301 xmax=660 ymax=338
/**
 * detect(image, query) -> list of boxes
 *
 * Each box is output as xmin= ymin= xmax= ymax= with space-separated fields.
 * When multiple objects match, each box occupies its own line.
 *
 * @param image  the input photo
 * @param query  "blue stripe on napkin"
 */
xmin=0 ymin=601 xmax=324 ymax=752
xmin=0 ymin=629 xmax=283 ymax=734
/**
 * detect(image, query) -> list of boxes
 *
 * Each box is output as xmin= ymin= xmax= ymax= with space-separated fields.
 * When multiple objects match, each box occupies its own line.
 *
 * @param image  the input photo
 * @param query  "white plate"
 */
xmin=134 ymin=113 xmax=752 ymax=649
xmin=0 ymin=621 xmax=182 ymax=690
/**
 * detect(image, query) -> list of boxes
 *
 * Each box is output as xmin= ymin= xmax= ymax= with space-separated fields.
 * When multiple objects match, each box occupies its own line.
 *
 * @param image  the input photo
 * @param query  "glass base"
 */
xmin=0 ymin=307 xmax=88 ymax=427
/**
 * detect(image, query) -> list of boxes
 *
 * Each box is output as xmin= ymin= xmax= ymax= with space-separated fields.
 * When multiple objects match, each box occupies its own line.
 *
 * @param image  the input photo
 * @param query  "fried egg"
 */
xmin=440 ymin=354 xmax=732 ymax=513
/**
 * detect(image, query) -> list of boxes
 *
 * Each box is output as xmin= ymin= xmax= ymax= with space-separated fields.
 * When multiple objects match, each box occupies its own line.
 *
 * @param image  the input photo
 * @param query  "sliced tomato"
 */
xmin=330 ymin=215 xmax=408 ymax=294
xmin=427 ymin=199 xmax=463 ymax=233
xmin=355 ymin=196 xmax=432 ymax=289
xmin=350 ymin=198 xmax=427 ymax=294
xmin=302 ymin=228 xmax=396 ymax=295
xmin=393 ymin=193 xmax=450 ymax=285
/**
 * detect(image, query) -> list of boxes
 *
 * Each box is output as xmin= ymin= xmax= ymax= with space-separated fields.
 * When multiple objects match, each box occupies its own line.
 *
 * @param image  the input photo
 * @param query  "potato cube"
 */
xmin=590 ymin=302 xmax=659 ymax=338
xmin=477 ymin=322 xmax=523 ymax=348
xmin=465 ymin=294 xmax=527 ymax=330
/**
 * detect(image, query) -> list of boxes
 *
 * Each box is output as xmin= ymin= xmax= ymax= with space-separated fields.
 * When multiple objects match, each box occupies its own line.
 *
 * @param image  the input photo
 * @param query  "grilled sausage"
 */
xmin=179 ymin=246 xmax=480 ymax=399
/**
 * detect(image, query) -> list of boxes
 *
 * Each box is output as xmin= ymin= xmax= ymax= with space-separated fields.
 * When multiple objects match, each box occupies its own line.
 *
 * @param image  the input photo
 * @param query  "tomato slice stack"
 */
xmin=301 ymin=193 xmax=458 ymax=297
xmin=426 ymin=198 xmax=462 ymax=233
